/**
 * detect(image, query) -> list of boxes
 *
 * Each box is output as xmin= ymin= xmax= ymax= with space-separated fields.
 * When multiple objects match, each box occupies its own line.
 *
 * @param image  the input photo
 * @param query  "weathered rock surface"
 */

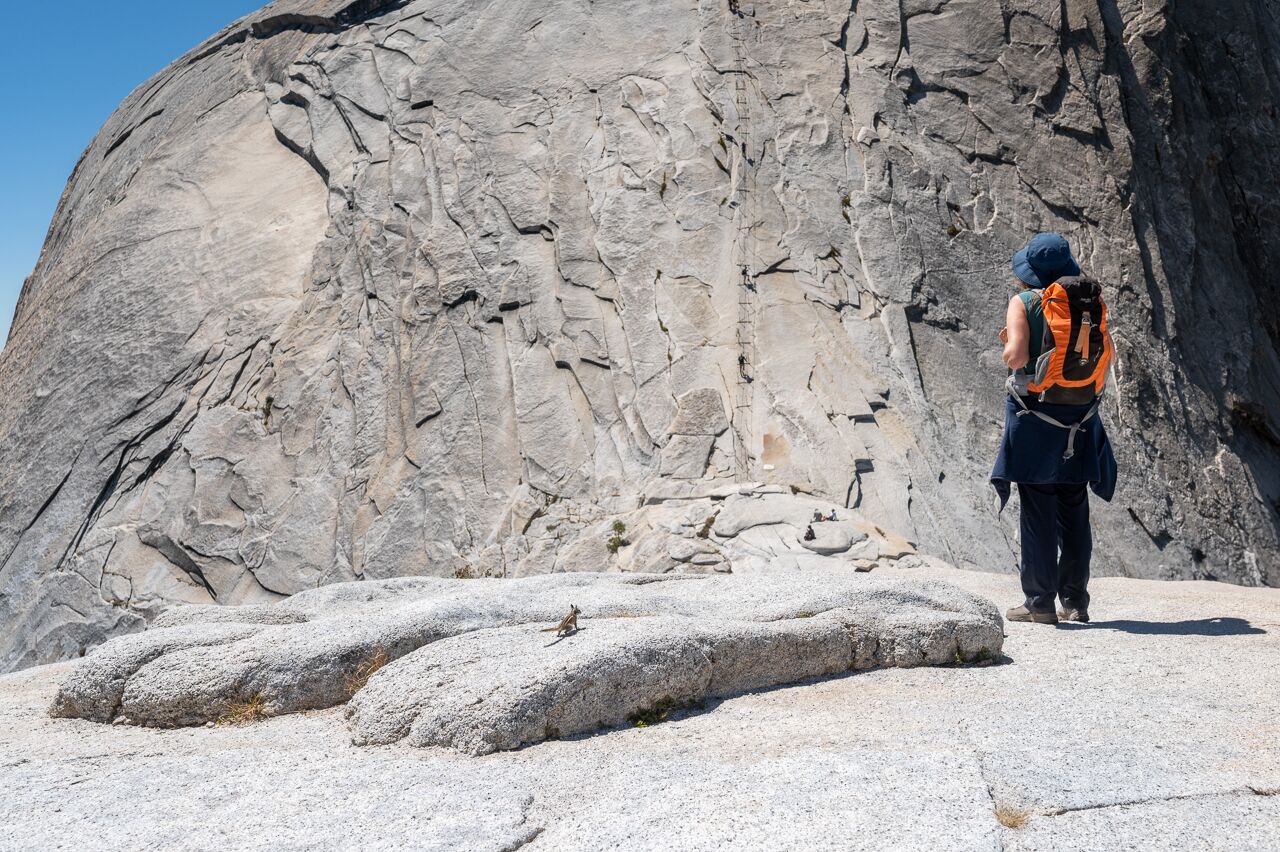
xmin=2 ymin=0 xmax=1279 ymax=670
xmin=4 ymin=564 xmax=1278 ymax=851
xmin=351 ymin=579 xmax=997 ymax=753
xmin=351 ymin=616 xmax=856 ymax=754
xmin=52 ymin=570 xmax=1002 ymax=737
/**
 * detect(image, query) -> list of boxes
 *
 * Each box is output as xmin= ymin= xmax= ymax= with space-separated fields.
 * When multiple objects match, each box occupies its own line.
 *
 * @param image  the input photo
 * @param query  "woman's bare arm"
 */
xmin=1002 ymin=294 xmax=1030 ymax=370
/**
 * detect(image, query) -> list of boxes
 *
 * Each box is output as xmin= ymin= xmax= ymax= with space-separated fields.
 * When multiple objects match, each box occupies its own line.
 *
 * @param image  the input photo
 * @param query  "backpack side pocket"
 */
xmin=1032 ymin=349 xmax=1054 ymax=385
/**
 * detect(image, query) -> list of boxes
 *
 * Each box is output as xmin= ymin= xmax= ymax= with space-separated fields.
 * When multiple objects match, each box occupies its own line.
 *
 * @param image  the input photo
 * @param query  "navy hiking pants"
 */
xmin=1017 ymin=482 xmax=1091 ymax=613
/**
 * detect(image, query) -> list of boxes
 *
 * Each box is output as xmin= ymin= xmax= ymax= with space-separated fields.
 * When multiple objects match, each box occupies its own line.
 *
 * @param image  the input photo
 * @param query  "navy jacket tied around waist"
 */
xmin=990 ymin=392 xmax=1117 ymax=511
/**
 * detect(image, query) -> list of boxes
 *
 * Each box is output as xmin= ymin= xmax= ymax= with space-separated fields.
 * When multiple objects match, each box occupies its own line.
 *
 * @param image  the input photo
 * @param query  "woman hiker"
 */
xmin=991 ymin=233 xmax=1118 ymax=625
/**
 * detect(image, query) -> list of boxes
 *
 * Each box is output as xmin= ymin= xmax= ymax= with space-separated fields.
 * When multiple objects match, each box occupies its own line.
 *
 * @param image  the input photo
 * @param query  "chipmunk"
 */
xmin=541 ymin=604 xmax=581 ymax=636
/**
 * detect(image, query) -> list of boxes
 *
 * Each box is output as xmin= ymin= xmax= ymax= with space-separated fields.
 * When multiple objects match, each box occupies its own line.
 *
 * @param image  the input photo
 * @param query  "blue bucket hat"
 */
xmin=1012 ymin=233 xmax=1081 ymax=287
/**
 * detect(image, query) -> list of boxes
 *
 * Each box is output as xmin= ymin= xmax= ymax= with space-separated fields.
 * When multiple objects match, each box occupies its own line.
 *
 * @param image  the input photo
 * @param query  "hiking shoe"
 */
xmin=1057 ymin=604 xmax=1090 ymax=623
xmin=1005 ymin=605 xmax=1058 ymax=624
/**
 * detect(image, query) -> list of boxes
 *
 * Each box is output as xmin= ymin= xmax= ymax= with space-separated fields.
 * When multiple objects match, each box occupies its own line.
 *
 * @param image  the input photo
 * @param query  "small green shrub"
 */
xmin=629 ymin=696 xmax=682 ymax=728
xmin=954 ymin=646 xmax=997 ymax=665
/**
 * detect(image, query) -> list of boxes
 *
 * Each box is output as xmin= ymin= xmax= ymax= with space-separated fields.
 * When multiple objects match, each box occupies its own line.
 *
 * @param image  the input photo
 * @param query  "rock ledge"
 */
xmin=52 ymin=571 xmax=1001 ymax=752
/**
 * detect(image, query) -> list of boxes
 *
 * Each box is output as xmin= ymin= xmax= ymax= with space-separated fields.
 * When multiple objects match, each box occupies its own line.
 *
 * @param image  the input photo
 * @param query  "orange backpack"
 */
xmin=1006 ymin=276 xmax=1113 ymax=460
xmin=1026 ymin=276 xmax=1113 ymax=405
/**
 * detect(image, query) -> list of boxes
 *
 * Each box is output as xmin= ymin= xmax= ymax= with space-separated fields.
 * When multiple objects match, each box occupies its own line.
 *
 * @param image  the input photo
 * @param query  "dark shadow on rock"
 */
xmin=954 ymin=653 xmax=1016 ymax=668
xmin=1058 ymin=618 xmax=1265 ymax=636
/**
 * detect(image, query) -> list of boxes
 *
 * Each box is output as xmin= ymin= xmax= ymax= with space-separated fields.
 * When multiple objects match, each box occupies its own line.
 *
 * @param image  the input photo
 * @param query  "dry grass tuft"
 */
xmin=628 ymin=696 xmax=684 ymax=728
xmin=345 ymin=647 xmax=390 ymax=695
xmin=994 ymin=803 xmax=1031 ymax=829
xmin=216 ymin=694 xmax=268 ymax=726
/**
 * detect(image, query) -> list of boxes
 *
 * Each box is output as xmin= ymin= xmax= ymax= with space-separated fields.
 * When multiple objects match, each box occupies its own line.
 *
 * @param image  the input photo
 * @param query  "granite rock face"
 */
xmin=50 ymin=570 xmax=1004 ymax=743
xmin=1 ymin=0 xmax=1278 ymax=670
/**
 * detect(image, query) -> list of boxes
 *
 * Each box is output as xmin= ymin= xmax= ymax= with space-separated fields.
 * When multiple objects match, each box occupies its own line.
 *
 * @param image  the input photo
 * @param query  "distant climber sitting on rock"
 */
xmin=991 ymin=233 xmax=1117 ymax=625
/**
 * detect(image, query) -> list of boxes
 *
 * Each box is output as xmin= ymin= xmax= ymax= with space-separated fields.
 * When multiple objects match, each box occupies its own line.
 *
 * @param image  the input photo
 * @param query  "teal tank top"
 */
xmin=1017 ymin=289 xmax=1045 ymax=375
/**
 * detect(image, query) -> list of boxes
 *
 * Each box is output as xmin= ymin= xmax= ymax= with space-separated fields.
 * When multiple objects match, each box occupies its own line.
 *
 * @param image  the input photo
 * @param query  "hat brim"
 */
xmin=1011 ymin=247 xmax=1081 ymax=288
xmin=1011 ymin=247 xmax=1045 ymax=287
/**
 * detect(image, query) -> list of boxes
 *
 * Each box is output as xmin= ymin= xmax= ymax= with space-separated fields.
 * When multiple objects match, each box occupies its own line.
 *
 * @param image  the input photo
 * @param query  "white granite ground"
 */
xmin=2 ymin=564 xmax=1277 ymax=851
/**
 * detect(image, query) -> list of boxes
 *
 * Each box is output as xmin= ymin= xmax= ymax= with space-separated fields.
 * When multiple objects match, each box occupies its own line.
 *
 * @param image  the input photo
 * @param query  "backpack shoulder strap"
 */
xmin=1016 ymin=289 xmax=1046 ymax=372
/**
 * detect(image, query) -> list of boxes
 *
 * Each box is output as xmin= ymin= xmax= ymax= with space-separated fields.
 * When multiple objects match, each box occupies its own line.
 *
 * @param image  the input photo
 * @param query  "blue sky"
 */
xmin=0 ymin=1 xmax=263 ymax=349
